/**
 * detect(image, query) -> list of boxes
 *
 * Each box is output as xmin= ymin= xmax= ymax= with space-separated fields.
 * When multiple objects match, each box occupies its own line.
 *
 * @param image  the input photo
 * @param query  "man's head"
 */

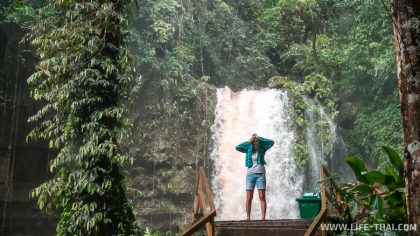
xmin=252 ymin=136 xmax=259 ymax=150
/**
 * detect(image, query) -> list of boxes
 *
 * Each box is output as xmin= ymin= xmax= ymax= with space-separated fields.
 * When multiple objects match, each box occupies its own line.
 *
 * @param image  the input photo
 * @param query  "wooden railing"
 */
xmin=180 ymin=167 xmax=216 ymax=236
xmin=305 ymin=163 xmax=343 ymax=236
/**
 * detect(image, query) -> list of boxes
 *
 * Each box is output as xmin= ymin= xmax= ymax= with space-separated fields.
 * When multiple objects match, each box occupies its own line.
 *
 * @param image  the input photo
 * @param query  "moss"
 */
xmin=126 ymin=77 xmax=217 ymax=231
xmin=292 ymin=140 xmax=309 ymax=172
xmin=284 ymin=84 xmax=310 ymax=172
xmin=268 ymin=75 xmax=292 ymax=88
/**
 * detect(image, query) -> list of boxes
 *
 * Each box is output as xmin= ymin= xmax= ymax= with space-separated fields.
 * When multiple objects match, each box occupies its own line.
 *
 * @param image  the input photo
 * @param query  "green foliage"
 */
xmin=268 ymin=75 xmax=291 ymax=88
xmin=292 ymin=140 xmax=309 ymax=171
xmin=131 ymin=0 xmax=275 ymax=89
xmin=126 ymin=75 xmax=215 ymax=229
xmin=124 ymin=0 xmax=275 ymax=229
xmin=260 ymin=0 xmax=339 ymax=112
xmin=286 ymin=82 xmax=336 ymax=171
xmin=260 ymin=0 xmax=401 ymax=168
xmin=26 ymin=1 xmax=139 ymax=235
xmin=144 ymin=227 xmax=162 ymax=236
xmin=126 ymin=2 xmax=218 ymax=225
xmin=0 ymin=3 xmax=39 ymax=28
xmin=286 ymin=86 xmax=310 ymax=171
xmin=6 ymin=0 xmax=403 ymax=232
xmin=331 ymin=147 xmax=407 ymax=234
xmin=331 ymin=0 xmax=402 ymax=167
xmin=286 ymin=86 xmax=309 ymax=128
xmin=345 ymin=97 xmax=403 ymax=170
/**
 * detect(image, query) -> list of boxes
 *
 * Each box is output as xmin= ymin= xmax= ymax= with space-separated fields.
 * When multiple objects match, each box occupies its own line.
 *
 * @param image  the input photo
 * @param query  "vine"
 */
xmin=26 ymin=1 xmax=139 ymax=235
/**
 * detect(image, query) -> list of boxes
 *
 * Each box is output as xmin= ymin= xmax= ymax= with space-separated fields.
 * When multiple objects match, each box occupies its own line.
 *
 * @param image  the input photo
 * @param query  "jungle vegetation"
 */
xmin=0 ymin=0 xmax=405 ymax=234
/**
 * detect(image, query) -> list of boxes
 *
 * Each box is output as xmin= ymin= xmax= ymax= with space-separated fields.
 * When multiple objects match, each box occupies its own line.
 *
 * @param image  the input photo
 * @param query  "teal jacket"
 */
xmin=235 ymin=137 xmax=274 ymax=168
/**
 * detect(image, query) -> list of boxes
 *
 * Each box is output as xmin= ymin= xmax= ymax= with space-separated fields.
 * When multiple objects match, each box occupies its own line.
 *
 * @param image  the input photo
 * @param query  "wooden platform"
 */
xmin=214 ymin=219 xmax=321 ymax=236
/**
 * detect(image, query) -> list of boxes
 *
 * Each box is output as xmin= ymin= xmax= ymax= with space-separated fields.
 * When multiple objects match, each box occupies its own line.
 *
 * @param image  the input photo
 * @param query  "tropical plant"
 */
xmin=144 ymin=227 xmax=162 ymax=236
xmin=26 ymin=1 xmax=139 ymax=235
xmin=330 ymin=146 xmax=407 ymax=235
xmin=2 ymin=0 xmax=404 ymax=233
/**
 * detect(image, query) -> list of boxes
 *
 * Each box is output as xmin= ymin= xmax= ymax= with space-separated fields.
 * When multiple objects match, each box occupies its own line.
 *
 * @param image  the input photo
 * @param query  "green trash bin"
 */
xmin=296 ymin=191 xmax=321 ymax=219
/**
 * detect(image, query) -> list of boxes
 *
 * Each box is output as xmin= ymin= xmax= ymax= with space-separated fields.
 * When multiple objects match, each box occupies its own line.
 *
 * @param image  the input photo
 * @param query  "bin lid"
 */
xmin=302 ymin=192 xmax=320 ymax=197
xmin=296 ymin=191 xmax=320 ymax=201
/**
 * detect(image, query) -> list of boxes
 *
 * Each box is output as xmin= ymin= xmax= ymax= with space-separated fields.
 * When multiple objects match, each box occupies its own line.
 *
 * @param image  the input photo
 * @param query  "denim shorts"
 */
xmin=246 ymin=173 xmax=266 ymax=190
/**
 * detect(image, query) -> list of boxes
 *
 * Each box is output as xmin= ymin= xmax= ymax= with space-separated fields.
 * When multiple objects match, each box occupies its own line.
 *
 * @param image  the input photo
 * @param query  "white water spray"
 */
xmin=305 ymin=103 xmax=322 ymax=189
xmin=210 ymin=87 xmax=303 ymax=220
xmin=305 ymin=98 xmax=352 ymax=189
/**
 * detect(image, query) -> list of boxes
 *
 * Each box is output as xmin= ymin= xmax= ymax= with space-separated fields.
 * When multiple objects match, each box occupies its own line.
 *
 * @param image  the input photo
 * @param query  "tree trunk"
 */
xmin=391 ymin=0 xmax=420 ymax=233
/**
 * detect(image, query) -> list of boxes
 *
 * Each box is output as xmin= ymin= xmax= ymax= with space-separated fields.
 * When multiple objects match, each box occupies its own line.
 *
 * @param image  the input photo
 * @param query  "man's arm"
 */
xmin=258 ymin=136 xmax=274 ymax=150
xmin=236 ymin=141 xmax=251 ymax=153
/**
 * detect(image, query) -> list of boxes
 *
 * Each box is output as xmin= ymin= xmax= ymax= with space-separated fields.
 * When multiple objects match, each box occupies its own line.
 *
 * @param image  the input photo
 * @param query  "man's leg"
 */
xmin=246 ymin=190 xmax=254 ymax=221
xmin=258 ymin=189 xmax=266 ymax=221
xmin=245 ymin=174 xmax=256 ymax=221
xmin=256 ymin=173 xmax=267 ymax=221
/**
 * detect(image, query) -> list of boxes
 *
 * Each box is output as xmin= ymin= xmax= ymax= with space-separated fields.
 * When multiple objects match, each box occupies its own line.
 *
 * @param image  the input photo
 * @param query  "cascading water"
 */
xmin=305 ymin=103 xmax=322 ymax=189
xmin=305 ymin=98 xmax=353 ymax=190
xmin=210 ymin=87 xmax=303 ymax=220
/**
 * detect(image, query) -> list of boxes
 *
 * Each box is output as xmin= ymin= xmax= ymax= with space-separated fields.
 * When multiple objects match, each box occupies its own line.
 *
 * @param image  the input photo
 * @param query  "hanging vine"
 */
xmin=26 ymin=1 xmax=139 ymax=235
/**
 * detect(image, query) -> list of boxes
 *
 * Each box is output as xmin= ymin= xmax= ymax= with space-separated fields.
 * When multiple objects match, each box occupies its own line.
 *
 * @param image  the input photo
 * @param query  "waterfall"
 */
xmin=305 ymin=98 xmax=352 ymax=190
xmin=305 ymin=103 xmax=321 ymax=189
xmin=210 ymin=86 xmax=303 ymax=220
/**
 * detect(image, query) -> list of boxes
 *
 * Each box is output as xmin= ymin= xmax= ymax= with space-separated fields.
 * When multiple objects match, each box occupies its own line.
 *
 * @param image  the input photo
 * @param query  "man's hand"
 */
xmin=249 ymin=134 xmax=259 ymax=143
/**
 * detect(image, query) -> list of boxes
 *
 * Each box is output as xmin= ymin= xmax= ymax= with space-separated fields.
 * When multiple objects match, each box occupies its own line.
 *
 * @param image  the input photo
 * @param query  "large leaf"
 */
xmin=387 ymin=181 xmax=397 ymax=191
xmin=349 ymin=184 xmax=373 ymax=197
xmin=395 ymin=188 xmax=406 ymax=193
xmin=370 ymin=195 xmax=384 ymax=221
xmin=362 ymin=171 xmax=394 ymax=185
xmin=384 ymin=191 xmax=405 ymax=207
xmin=384 ymin=166 xmax=398 ymax=181
xmin=346 ymin=156 xmax=367 ymax=173
xmin=349 ymin=201 xmax=358 ymax=220
xmin=396 ymin=175 xmax=405 ymax=188
xmin=383 ymin=146 xmax=404 ymax=175
xmin=346 ymin=156 xmax=369 ymax=183
xmin=384 ymin=165 xmax=405 ymax=191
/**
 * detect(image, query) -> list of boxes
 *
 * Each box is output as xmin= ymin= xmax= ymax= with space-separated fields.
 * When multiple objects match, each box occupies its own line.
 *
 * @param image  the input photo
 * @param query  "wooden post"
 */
xmin=201 ymin=167 xmax=216 ymax=210
xmin=206 ymin=218 xmax=214 ymax=236
xmin=193 ymin=194 xmax=199 ymax=221
xmin=180 ymin=167 xmax=216 ymax=236
xmin=320 ymin=163 xmax=327 ymax=236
